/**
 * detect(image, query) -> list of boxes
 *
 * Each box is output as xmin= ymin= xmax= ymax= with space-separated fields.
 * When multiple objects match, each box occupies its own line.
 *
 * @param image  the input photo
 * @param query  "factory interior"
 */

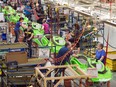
xmin=0 ymin=0 xmax=116 ymax=87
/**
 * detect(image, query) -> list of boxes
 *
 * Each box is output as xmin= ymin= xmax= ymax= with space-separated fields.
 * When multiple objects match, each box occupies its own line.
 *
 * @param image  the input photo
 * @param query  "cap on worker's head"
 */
xmin=42 ymin=19 xmax=46 ymax=23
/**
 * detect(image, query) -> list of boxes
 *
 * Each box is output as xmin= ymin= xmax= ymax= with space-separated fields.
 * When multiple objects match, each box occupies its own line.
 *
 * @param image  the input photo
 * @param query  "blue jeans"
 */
xmin=14 ymin=30 xmax=20 ymax=42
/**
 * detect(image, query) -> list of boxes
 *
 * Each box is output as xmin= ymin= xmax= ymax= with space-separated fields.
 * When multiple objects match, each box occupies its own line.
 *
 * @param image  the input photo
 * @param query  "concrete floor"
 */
xmin=96 ymin=71 xmax=116 ymax=87
xmin=110 ymin=72 xmax=116 ymax=87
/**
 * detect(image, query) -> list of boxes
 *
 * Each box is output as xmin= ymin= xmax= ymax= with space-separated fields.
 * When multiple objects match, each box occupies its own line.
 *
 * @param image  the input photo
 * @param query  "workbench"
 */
xmin=1 ymin=58 xmax=46 ymax=87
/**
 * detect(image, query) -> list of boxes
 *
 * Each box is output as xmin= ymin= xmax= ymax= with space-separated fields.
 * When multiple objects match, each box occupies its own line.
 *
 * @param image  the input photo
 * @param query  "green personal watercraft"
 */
xmin=33 ymin=35 xmax=65 ymax=53
xmin=70 ymin=54 xmax=112 ymax=82
xmin=32 ymin=22 xmax=44 ymax=35
xmin=48 ymin=36 xmax=65 ymax=53
xmin=8 ymin=14 xmax=18 ymax=23
xmin=2 ymin=6 xmax=16 ymax=21
xmin=16 ymin=13 xmax=29 ymax=23
xmin=2 ymin=6 xmax=16 ymax=15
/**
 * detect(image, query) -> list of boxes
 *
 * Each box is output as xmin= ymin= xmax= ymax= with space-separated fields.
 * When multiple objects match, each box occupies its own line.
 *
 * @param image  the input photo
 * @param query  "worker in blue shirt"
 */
xmin=14 ymin=17 xmax=27 ymax=42
xmin=24 ymin=2 xmax=32 ymax=20
xmin=96 ymin=43 xmax=106 ymax=64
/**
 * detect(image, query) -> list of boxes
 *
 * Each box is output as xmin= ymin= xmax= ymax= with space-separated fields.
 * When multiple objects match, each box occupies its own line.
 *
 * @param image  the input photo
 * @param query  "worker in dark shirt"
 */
xmin=56 ymin=42 xmax=72 ymax=65
xmin=68 ymin=23 xmax=81 ymax=53
xmin=23 ymin=24 xmax=34 ymax=58
xmin=54 ymin=42 xmax=77 ymax=84
xmin=36 ymin=6 xmax=44 ymax=24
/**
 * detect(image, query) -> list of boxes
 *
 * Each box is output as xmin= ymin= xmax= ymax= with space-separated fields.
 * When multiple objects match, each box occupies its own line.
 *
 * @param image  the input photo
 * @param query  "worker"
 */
xmin=42 ymin=19 xmax=50 ymax=34
xmin=54 ymin=42 xmax=72 ymax=84
xmin=14 ymin=17 xmax=26 ymax=42
xmin=96 ymin=43 xmax=106 ymax=64
xmin=56 ymin=42 xmax=72 ymax=65
xmin=53 ymin=42 xmax=77 ymax=84
xmin=65 ymin=30 xmax=72 ymax=42
xmin=67 ymin=23 xmax=81 ymax=53
xmin=24 ymin=2 xmax=32 ymax=20
xmin=23 ymin=24 xmax=34 ymax=58
xmin=36 ymin=7 xmax=44 ymax=24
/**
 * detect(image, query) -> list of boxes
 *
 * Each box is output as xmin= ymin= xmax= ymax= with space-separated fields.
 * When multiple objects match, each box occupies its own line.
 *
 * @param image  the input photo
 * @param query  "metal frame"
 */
xmin=0 ymin=23 xmax=9 ymax=43
xmin=35 ymin=64 xmax=89 ymax=87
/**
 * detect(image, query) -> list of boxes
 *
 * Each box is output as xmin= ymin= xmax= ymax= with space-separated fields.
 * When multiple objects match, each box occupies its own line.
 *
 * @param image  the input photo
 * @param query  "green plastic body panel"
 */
xmin=32 ymin=38 xmax=43 ymax=46
xmin=53 ymin=36 xmax=65 ymax=46
xmin=41 ymin=36 xmax=49 ymax=46
xmin=33 ymin=29 xmax=44 ymax=36
xmin=70 ymin=54 xmax=112 ymax=82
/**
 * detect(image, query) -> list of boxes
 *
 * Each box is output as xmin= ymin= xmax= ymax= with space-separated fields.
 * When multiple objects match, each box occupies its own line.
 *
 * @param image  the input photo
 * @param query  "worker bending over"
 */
xmin=56 ymin=42 xmax=72 ymax=65
xmin=14 ymin=17 xmax=27 ymax=42
xmin=53 ymin=42 xmax=77 ymax=84
xmin=23 ymin=24 xmax=34 ymax=58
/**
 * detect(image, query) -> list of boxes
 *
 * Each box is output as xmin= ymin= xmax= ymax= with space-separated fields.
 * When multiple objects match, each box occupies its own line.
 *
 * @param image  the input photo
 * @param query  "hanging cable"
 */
xmin=51 ymin=21 xmax=87 ymax=76
xmin=99 ymin=28 xmax=116 ymax=49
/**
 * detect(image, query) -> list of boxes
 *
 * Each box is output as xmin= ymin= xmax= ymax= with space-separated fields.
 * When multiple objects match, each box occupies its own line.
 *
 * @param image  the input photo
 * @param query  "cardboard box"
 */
xmin=5 ymin=52 xmax=28 ymax=64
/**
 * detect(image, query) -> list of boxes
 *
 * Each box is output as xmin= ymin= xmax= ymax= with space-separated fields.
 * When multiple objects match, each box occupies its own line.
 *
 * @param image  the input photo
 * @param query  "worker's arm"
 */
xmin=72 ymin=54 xmax=77 ymax=57
xmin=28 ymin=33 xmax=34 ymax=41
xmin=21 ymin=23 xmax=28 ymax=29
xmin=99 ymin=50 xmax=106 ymax=61
xmin=100 ymin=56 xmax=105 ymax=61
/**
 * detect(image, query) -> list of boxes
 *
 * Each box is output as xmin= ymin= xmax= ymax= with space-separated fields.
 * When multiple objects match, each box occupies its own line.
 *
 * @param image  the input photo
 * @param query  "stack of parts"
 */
xmin=106 ymin=54 xmax=116 ymax=71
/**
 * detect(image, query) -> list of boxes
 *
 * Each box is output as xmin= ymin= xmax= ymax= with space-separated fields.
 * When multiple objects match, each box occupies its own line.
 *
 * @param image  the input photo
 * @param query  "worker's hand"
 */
xmin=70 ymin=47 xmax=73 ymax=50
xmin=72 ymin=54 xmax=78 ymax=57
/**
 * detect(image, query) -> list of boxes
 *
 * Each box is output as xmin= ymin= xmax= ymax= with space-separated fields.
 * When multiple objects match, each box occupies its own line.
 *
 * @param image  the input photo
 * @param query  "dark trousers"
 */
xmin=54 ymin=68 xmax=65 ymax=84
xmin=14 ymin=30 xmax=20 ymax=42
xmin=27 ymin=40 xmax=32 ymax=58
xmin=54 ymin=62 xmax=66 ymax=84
xmin=23 ymin=37 xmax=32 ymax=58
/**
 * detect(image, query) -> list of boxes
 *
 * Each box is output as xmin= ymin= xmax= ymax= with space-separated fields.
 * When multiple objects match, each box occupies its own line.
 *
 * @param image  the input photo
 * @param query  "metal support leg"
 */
xmin=79 ymin=79 xmax=82 ymax=87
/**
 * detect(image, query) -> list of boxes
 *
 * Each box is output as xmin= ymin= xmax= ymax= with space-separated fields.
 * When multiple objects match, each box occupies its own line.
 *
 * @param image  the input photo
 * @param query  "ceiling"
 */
xmin=46 ymin=0 xmax=116 ymax=24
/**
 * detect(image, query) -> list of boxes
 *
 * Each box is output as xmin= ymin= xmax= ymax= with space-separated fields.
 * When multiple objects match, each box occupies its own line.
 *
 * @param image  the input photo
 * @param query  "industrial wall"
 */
xmin=104 ymin=23 xmax=116 ymax=49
